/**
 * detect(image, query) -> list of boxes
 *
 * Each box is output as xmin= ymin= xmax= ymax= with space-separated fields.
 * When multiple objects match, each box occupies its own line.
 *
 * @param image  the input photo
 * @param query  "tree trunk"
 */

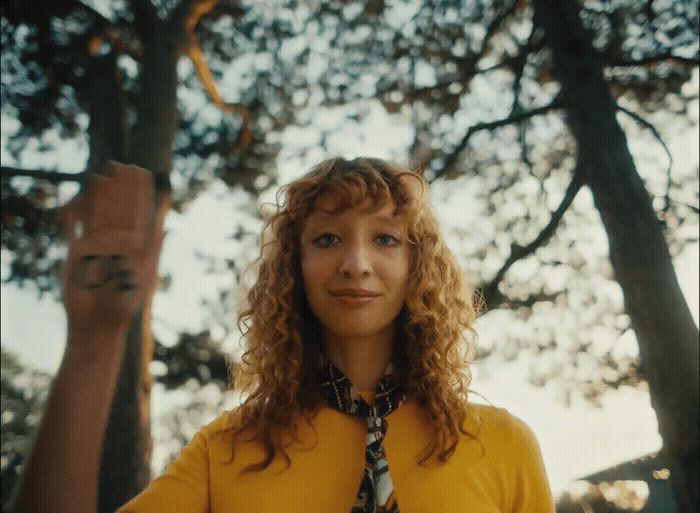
xmin=534 ymin=1 xmax=699 ymax=512
xmin=85 ymin=9 xmax=180 ymax=510
xmin=82 ymin=48 xmax=153 ymax=512
xmin=95 ymin=8 xmax=180 ymax=513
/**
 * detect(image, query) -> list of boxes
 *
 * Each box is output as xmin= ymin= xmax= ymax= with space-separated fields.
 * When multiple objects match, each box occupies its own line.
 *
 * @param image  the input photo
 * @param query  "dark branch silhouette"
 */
xmin=480 ymin=171 xmax=586 ymax=309
xmin=431 ymin=96 xmax=564 ymax=181
xmin=604 ymin=52 xmax=699 ymax=67
xmin=616 ymin=105 xmax=673 ymax=215
xmin=1 ymin=166 xmax=87 ymax=184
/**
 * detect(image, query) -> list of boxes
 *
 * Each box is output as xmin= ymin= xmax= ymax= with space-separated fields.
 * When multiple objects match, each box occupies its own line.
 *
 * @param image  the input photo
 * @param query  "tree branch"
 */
xmin=377 ymin=1 xmax=524 ymax=105
xmin=462 ymin=0 xmax=520 ymax=71
xmin=1 ymin=166 xmax=171 ymax=192
xmin=511 ymin=24 xmax=541 ymax=183
xmin=603 ymin=52 xmax=699 ymax=67
xmin=430 ymin=96 xmax=564 ymax=182
xmin=178 ymin=0 xmax=252 ymax=148
xmin=1 ymin=166 xmax=87 ymax=184
xmin=481 ymin=286 xmax=565 ymax=311
xmin=616 ymin=105 xmax=673 ymax=215
xmin=480 ymin=171 xmax=586 ymax=310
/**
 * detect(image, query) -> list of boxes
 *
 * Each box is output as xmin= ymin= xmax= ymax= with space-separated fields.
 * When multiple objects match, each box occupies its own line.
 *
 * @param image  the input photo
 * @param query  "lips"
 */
xmin=329 ymin=289 xmax=381 ymax=297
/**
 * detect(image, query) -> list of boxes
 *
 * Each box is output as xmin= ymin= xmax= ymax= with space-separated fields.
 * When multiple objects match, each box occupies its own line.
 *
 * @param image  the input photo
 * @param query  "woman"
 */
xmin=12 ymin=158 xmax=554 ymax=513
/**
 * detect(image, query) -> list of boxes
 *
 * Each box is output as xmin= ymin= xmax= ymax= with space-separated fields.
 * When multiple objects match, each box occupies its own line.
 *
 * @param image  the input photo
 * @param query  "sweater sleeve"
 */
xmin=507 ymin=414 xmax=555 ymax=513
xmin=115 ymin=425 xmax=210 ymax=513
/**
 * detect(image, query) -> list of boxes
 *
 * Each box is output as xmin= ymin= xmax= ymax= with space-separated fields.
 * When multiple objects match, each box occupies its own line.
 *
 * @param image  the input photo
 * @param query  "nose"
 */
xmin=338 ymin=240 xmax=372 ymax=276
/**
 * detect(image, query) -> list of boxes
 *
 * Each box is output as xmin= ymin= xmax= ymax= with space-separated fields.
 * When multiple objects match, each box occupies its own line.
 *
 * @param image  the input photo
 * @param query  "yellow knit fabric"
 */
xmin=118 ymin=399 xmax=554 ymax=513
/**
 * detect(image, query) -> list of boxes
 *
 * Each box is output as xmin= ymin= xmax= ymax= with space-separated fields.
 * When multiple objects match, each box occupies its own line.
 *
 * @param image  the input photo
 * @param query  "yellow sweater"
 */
xmin=118 ymin=394 xmax=554 ymax=513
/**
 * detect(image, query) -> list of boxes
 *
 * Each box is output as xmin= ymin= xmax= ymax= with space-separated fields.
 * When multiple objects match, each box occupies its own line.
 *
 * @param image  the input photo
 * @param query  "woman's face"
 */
xmin=300 ymin=197 xmax=410 ymax=342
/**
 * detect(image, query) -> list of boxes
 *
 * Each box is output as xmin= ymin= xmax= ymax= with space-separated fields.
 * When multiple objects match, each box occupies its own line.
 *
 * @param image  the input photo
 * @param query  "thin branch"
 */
xmin=378 ymin=1 xmax=523 ymax=102
xmin=181 ymin=0 xmax=252 ymax=149
xmin=480 ymin=171 xmax=586 ymax=310
xmin=1 ymin=166 xmax=87 ymax=184
xmin=616 ymin=105 xmax=673 ymax=215
xmin=466 ymin=0 xmax=520 ymax=68
xmin=481 ymin=287 xmax=565 ymax=311
xmin=603 ymin=52 xmax=699 ymax=67
xmin=511 ymin=25 xmax=540 ymax=183
xmin=431 ymin=96 xmax=564 ymax=182
xmin=680 ymin=202 xmax=700 ymax=214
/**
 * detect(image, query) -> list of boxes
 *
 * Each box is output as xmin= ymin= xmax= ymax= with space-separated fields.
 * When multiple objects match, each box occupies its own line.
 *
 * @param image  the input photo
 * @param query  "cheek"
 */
xmin=386 ymin=250 xmax=411 ymax=295
xmin=301 ymin=253 xmax=328 ymax=296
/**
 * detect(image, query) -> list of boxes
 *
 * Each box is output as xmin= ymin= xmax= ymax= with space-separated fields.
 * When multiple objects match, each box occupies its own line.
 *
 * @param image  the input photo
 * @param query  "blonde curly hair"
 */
xmin=228 ymin=157 xmax=483 ymax=474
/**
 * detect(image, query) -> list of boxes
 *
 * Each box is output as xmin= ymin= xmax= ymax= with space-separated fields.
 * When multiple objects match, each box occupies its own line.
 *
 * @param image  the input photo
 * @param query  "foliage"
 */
xmin=0 ymin=348 xmax=51 ymax=510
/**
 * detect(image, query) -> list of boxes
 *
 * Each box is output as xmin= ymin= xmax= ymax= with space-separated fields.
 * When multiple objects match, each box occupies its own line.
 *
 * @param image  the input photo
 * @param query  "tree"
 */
xmin=2 ymin=0 xmax=698 ymax=511
xmin=534 ymin=3 xmax=698 ymax=510
xmin=0 ymin=349 xmax=51 ymax=509
xmin=327 ymin=0 xmax=698 ymax=509
xmin=1 ymin=0 xmax=255 ymax=509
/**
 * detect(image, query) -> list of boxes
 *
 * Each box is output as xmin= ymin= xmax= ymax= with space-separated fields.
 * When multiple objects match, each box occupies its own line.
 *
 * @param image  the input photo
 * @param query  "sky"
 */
xmin=1 ymin=57 xmax=698 ymax=502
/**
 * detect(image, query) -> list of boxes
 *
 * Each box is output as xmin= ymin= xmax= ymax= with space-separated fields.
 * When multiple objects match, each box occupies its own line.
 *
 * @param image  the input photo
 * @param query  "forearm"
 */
xmin=11 ymin=329 xmax=127 ymax=513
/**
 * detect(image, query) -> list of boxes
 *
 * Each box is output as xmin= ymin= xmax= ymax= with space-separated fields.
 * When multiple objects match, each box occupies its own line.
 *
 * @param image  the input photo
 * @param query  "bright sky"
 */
xmin=1 ymin=66 xmax=698 ymax=501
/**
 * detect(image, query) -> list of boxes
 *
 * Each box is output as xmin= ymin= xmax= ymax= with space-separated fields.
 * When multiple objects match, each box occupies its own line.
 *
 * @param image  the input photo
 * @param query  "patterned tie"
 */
xmin=316 ymin=356 xmax=407 ymax=513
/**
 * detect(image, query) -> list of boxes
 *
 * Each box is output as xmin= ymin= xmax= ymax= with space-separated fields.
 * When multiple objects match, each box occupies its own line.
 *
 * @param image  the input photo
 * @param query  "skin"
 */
xmin=300 ymin=198 xmax=410 ymax=391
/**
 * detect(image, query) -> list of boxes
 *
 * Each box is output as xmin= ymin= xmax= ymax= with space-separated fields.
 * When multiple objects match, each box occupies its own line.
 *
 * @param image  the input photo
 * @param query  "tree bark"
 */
xmin=533 ymin=1 xmax=699 ymax=512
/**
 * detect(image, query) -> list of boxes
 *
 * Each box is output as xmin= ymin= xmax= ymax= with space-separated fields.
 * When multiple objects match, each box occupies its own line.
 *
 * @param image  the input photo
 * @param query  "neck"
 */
xmin=323 ymin=324 xmax=395 ymax=391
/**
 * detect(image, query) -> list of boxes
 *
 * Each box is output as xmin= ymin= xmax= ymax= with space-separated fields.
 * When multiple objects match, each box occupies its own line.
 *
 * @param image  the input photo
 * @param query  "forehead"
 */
xmin=303 ymin=199 xmax=404 ymax=228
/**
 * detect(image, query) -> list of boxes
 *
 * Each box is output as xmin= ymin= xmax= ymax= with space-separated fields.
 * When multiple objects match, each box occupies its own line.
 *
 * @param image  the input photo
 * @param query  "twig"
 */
xmin=481 ymin=171 xmax=586 ymax=309
xmin=431 ymin=96 xmax=564 ymax=182
xmin=604 ymin=52 xmax=699 ymax=67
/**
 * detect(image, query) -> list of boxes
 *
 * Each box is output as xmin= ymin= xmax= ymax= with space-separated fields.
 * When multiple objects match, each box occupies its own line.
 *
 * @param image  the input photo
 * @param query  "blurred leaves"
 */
xmin=0 ymin=348 xmax=52 ymax=509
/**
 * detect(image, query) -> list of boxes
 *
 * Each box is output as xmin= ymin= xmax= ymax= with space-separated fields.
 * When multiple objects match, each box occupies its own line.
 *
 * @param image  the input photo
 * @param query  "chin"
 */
xmin=324 ymin=321 xmax=388 ymax=339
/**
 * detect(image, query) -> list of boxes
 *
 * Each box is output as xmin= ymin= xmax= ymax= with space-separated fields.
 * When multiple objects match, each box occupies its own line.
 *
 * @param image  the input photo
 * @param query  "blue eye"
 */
xmin=376 ymin=234 xmax=400 ymax=246
xmin=313 ymin=234 xmax=339 ymax=247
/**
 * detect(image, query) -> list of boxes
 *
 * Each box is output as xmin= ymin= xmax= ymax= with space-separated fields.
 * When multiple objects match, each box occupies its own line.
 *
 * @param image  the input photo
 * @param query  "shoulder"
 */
xmin=196 ymin=408 xmax=242 ymax=443
xmin=465 ymin=402 xmax=541 ymax=456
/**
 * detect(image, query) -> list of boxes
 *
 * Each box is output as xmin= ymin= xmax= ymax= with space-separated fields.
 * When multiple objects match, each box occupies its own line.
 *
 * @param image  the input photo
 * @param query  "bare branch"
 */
xmin=511 ymin=25 xmax=541 ymax=183
xmin=680 ymin=202 xmax=700 ymax=214
xmin=604 ymin=52 xmax=699 ymax=67
xmin=180 ymin=0 xmax=252 ymax=149
xmin=616 ymin=105 xmax=673 ymax=215
xmin=1 ymin=166 xmax=87 ymax=184
xmin=465 ymin=0 xmax=520 ymax=71
xmin=378 ymin=1 xmax=524 ymax=104
xmin=480 ymin=171 xmax=586 ymax=310
xmin=481 ymin=286 xmax=565 ymax=310
xmin=430 ymin=96 xmax=564 ymax=182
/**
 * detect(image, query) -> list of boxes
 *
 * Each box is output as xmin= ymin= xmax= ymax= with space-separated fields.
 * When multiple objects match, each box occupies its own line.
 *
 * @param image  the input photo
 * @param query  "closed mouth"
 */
xmin=329 ymin=289 xmax=381 ymax=297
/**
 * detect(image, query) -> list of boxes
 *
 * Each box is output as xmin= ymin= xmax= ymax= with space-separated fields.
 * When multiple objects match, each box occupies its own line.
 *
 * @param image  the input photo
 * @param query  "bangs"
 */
xmin=314 ymin=167 xmax=395 ymax=215
xmin=284 ymin=157 xmax=425 ymax=222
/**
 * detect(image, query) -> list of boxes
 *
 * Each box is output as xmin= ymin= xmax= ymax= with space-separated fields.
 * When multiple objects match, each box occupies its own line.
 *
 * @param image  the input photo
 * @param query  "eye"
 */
xmin=376 ymin=233 xmax=401 ymax=246
xmin=313 ymin=233 xmax=339 ymax=247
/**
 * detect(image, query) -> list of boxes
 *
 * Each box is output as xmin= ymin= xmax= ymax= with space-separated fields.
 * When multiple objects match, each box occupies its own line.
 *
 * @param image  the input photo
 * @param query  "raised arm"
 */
xmin=10 ymin=162 xmax=164 ymax=513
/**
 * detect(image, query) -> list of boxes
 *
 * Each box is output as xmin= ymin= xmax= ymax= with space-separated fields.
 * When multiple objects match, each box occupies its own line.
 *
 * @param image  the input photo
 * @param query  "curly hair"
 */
xmin=228 ymin=157 xmax=483 ymax=474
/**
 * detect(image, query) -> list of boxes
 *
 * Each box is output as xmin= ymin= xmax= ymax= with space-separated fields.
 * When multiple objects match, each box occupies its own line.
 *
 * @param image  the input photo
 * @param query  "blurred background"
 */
xmin=1 ymin=0 xmax=698 ymax=512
